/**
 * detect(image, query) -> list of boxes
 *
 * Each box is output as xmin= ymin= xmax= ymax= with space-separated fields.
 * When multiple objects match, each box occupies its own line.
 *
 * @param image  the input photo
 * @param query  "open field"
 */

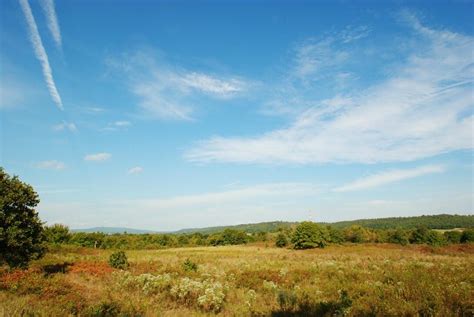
xmin=1 ymin=244 xmax=473 ymax=316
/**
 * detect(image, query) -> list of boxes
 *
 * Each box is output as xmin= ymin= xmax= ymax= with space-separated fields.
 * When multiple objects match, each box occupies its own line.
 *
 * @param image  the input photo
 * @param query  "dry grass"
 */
xmin=1 ymin=243 xmax=473 ymax=316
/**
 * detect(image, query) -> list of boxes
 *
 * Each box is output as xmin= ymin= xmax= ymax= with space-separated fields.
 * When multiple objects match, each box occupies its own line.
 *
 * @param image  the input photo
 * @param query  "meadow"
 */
xmin=1 ymin=243 xmax=473 ymax=316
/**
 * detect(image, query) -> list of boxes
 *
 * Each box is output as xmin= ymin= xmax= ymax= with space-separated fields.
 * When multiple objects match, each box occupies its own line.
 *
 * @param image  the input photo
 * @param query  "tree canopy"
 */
xmin=0 ymin=168 xmax=46 ymax=268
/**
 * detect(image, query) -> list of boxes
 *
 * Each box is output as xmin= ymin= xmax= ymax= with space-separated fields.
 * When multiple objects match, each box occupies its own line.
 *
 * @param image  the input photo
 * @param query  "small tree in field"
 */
xmin=275 ymin=232 xmax=288 ymax=248
xmin=44 ymin=223 xmax=71 ymax=244
xmin=291 ymin=221 xmax=330 ymax=249
xmin=0 ymin=168 xmax=46 ymax=268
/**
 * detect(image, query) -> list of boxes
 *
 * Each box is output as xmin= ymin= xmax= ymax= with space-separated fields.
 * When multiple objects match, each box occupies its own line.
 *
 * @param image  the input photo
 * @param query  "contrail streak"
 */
xmin=39 ymin=0 xmax=62 ymax=49
xmin=19 ymin=0 xmax=63 ymax=110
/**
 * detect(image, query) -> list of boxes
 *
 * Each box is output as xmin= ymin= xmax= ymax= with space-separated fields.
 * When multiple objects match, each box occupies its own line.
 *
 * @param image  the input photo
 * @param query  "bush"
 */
xmin=183 ymin=258 xmax=198 ymax=272
xmin=44 ymin=224 xmax=71 ymax=244
xmin=108 ymin=251 xmax=129 ymax=269
xmin=461 ymin=229 xmax=474 ymax=243
xmin=444 ymin=231 xmax=462 ymax=244
xmin=343 ymin=225 xmax=373 ymax=243
xmin=291 ymin=221 xmax=330 ymax=249
xmin=275 ymin=232 xmax=288 ymax=248
xmin=387 ymin=228 xmax=410 ymax=245
xmin=0 ymin=168 xmax=46 ymax=268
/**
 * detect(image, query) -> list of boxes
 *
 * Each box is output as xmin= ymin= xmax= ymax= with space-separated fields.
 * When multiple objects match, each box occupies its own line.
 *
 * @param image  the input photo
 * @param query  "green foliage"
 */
xmin=291 ymin=221 xmax=330 ymax=249
xmin=209 ymin=229 xmax=248 ymax=246
xmin=44 ymin=224 xmax=71 ymax=244
xmin=0 ymin=168 xmax=46 ymax=268
xmin=275 ymin=232 xmax=288 ymax=248
xmin=182 ymin=258 xmax=198 ymax=272
xmin=343 ymin=225 xmax=373 ymax=243
xmin=387 ymin=228 xmax=410 ymax=245
xmin=461 ymin=229 xmax=474 ymax=243
xmin=443 ymin=230 xmax=462 ymax=244
xmin=330 ymin=214 xmax=474 ymax=230
xmin=108 ymin=251 xmax=129 ymax=269
xmin=410 ymin=226 xmax=447 ymax=246
xmin=327 ymin=226 xmax=344 ymax=244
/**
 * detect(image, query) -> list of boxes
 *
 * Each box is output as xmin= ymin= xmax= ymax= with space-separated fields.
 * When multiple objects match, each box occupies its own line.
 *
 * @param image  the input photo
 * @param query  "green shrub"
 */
xmin=108 ymin=251 xmax=129 ymax=269
xmin=444 ymin=230 xmax=462 ymax=244
xmin=387 ymin=228 xmax=410 ymax=245
xmin=275 ymin=232 xmax=288 ymax=248
xmin=461 ymin=229 xmax=474 ymax=243
xmin=44 ymin=224 xmax=71 ymax=244
xmin=182 ymin=258 xmax=198 ymax=272
xmin=291 ymin=221 xmax=330 ymax=249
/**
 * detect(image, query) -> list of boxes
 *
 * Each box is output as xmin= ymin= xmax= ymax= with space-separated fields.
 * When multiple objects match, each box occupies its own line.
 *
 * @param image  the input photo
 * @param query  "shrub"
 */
xmin=291 ymin=221 xmax=330 ymax=249
xmin=461 ymin=229 xmax=474 ymax=243
xmin=275 ymin=232 xmax=288 ymax=248
xmin=277 ymin=289 xmax=298 ymax=312
xmin=108 ymin=251 xmax=129 ymax=269
xmin=0 ymin=168 xmax=46 ymax=268
xmin=44 ymin=224 xmax=71 ymax=244
xmin=327 ymin=226 xmax=344 ymax=244
xmin=183 ymin=258 xmax=198 ymax=272
xmin=387 ymin=228 xmax=410 ymax=245
xmin=343 ymin=225 xmax=372 ymax=243
xmin=444 ymin=231 xmax=462 ymax=244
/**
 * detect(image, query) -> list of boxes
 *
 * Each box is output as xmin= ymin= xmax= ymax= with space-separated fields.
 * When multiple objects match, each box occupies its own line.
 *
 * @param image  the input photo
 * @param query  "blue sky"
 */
xmin=1 ymin=0 xmax=472 ymax=230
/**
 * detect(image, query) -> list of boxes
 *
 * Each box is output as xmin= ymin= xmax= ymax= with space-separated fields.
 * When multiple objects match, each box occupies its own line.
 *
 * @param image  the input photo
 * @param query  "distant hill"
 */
xmin=326 ymin=214 xmax=474 ymax=230
xmin=174 ymin=221 xmax=297 ymax=234
xmin=71 ymin=227 xmax=158 ymax=234
xmin=73 ymin=214 xmax=473 ymax=235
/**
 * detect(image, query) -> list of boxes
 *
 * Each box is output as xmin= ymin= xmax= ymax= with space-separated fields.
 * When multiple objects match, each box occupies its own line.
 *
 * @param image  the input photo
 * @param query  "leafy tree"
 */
xmin=44 ymin=223 xmax=71 ymax=244
xmin=444 ymin=231 xmax=462 ymax=244
xmin=327 ymin=226 xmax=344 ymax=244
xmin=387 ymin=228 xmax=409 ymax=245
xmin=461 ymin=229 xmax=474 ymax=243
xmin=291 ymin=221 xmax=329 ymax=249
xmin=343 ymin=225 xmax=373 ymax=243
xmin=108 ymin=251 xmax=129 ymax=269
xmin=0 ymin=168 xmax=46 ymax=268
xmin=409 ymin=226 xmax=430 ymax=244
xmin=275 ymin=232 xmax=288 ymax=248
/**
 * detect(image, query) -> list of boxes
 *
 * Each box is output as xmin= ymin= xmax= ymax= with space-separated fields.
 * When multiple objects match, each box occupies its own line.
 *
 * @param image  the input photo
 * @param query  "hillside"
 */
xmin=71 ymin=227 xmax=158 ymax=234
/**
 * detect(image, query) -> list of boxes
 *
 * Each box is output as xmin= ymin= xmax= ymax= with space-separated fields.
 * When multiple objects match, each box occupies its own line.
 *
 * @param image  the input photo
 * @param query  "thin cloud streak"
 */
xmin=19 ymin=0 xmax=63 ymax=110
xmin=333 ymin=165 xmax=445 ymax=192
xmin=187 ymin=16 xmax=473 ymax=165
xmin=84 ymin=153 xmax=111 ymax=162
xmin=39 ymin=0 xmax=62 ymax=49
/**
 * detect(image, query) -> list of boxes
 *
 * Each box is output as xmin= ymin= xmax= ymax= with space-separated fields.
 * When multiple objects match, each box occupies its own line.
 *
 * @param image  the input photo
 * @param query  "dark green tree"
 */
xmin=461 ymin=229 xmax=474 ymax=243
xmin=0 ymin=168 xmax=46 ymax=268
xmin=291 ymin=221 xmax=330 ymax=249
xmin=44 ymin=223 xmax=71 ymax=244
xmin=275 ymin=232 xmax=288 ymax=248
xmin=444 ymin=231 xmax=462 ymax=244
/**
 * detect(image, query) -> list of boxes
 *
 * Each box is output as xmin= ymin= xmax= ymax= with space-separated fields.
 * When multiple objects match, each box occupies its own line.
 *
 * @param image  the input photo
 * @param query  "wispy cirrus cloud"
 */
xmin=187 ymin=15 xmax=473 ymax=165
xmin=18 ymin=0 xmax=63 ymax=110
xmin=53 ymin=121 xmax=77 ymax=132
xmin=84 ymin=153 xmax=111 ymax=162
xmin=107 ymin=51 xmax=251 ymax=120
xmin=127 ymin=166 xmax=143 ymax=174
xmin=35 ymin=160 xmax=66 ymax=170
xmin=39 ymin=0 xmax=61 ymax=49
xmin=333 ymin=165 xmax=444 ymax=192
xmin=102 ymin=120 xmax=132 ymax=131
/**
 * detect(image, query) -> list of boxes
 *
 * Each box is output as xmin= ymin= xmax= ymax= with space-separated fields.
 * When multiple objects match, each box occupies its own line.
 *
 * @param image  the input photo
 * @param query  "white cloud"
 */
xmin=340 ymin=25 xmax=371 ymax=43
xmin=39 ymin=0 xmax=61 ymax=49
xmin=333 ymin=165 xmax=444 ymax=192
xmin=293 ymin=37 xmax=349 ymax=80
xmin=53 ymin=121 xmax=77 ymax=132
xmin=187 ymin=16 xmax=473 ymax=165
xmin=107 ymin=52 xmax=250 ymax=120
xmin=18 ymin=0 xmax=63 ymax=110
xmin=84 ymin=153 xmax=111 ymax=162
xmin=114 ymin=120 xmax=131 ymax=127
xmin=127 ymin=166 xmax=143 ymax=174
xmin=180 ymin=72 xmax=247 ymax=98
xmin=35 ymin=160 xmax=65 ymax=170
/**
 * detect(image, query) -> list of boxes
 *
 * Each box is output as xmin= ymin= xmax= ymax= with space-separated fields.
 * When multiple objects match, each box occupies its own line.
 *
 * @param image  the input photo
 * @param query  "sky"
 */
xmin=0 ymin=0 xmax=473 ymax=231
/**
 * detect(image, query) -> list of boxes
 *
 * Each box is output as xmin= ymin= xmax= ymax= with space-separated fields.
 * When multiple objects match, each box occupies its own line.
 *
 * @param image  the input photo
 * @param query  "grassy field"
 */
xmin=1 ymin=244 xmax=473 ymax=316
